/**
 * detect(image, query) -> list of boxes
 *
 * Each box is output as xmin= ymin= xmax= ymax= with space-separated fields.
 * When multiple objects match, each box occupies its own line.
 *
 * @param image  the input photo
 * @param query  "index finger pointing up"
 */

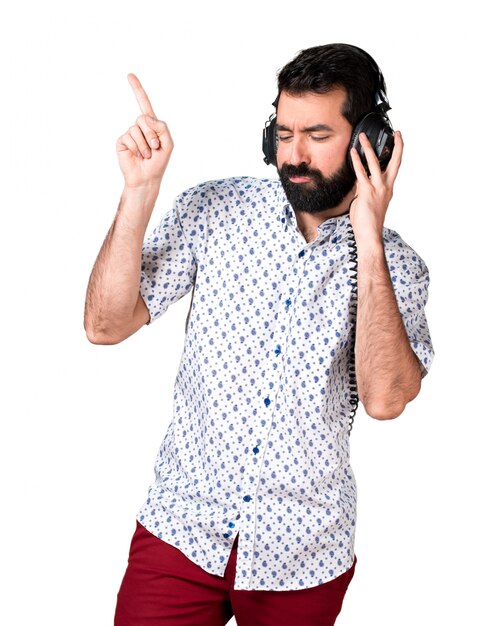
xmin=127 ymin=73 xmax=157 ymax=118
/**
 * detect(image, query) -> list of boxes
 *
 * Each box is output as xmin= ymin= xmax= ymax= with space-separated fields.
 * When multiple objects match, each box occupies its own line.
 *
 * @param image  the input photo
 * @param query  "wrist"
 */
xmin=355 ymin=232 xmax=384 ymax=256
xmin=120 ymin=184 xmax=160 ymax=215
xmin=349 ymin=210 xmax=385 ymax=252
xmin=122 ymin=181 xmax=160 ymax=201
xmin=117 ymin=185 xmax=160 ymax=233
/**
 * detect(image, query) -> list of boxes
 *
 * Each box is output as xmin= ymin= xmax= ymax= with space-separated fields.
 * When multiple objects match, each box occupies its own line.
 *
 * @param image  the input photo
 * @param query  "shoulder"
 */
xmin=176 ymin=176 xmax=281 ymax=205
xmin=175 ymin=176 xmax=282 ymax=226
xmin=382 ymin=226 xmax=430 ymax=285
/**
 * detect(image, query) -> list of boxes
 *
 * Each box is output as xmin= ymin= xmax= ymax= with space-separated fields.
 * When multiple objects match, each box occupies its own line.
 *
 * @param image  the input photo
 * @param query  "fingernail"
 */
xmin=143 ymin=148 xmax=151 ymax=158
xmin=151 ymin=138 xmax=160 ymax=149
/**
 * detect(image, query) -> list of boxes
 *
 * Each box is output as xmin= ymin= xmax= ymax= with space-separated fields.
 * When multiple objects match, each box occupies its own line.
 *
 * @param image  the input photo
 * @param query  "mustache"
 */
xmin=279 ymin=162 xmax=324 ymax=180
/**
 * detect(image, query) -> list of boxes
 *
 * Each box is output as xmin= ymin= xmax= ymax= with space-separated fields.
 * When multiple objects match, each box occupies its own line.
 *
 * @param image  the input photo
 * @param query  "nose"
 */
xmin=282 ymin=136 xmax=311 ymax=167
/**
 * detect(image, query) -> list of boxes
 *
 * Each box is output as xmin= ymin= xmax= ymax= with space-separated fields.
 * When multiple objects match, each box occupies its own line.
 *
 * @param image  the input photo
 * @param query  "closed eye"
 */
xmin=277 ymin=134 xmax=331 ymax=143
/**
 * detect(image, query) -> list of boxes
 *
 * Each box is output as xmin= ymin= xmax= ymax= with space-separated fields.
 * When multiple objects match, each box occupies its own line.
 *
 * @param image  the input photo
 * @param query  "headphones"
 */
xmin=262 ymin=45 xmax=394 ymax=173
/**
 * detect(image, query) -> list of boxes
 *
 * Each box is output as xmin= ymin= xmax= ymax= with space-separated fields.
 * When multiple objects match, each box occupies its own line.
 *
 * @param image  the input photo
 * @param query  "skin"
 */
xmin=84 ymin=74 xmax=168 ymax=343
xmin=276 ymin=90 xmax=356 ymax=238
xmin=84 ymin=79 xmax=422 ymax=420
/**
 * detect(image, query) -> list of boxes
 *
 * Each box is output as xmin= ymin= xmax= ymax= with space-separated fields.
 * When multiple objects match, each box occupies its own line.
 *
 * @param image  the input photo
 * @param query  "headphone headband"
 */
xmin=345 ymin=44 xmax=390 ymax=113
xmin=271 ymin=45 xmax=390 ymax=114
xmin=262 ymin=44 xmax=394 ymax=168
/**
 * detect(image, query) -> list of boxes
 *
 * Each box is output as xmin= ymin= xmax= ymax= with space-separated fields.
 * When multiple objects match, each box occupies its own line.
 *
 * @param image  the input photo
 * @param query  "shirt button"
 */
xmin=285 ymin=298 xmax=292 ymax=310
xmin=264 ymin=396 xmax=271 ymax=407
xmin=223 ymin=532 xmax=231 ymax=538
xmin=228 ymin=522 xmax=235 ymax=528
xmin=274 ymin=345 xmax=281 ymax=356
xmin=298 ymin=249 xmax=305 ymax=258
xmin=253 ymin=446 xmax=259 ymax=454
xmin=243 ymin=495 xmax=252 ymax=502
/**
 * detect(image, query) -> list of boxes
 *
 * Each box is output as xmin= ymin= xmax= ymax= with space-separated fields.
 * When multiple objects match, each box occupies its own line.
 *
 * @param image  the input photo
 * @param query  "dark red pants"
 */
xmin=114 ymin=521 xmax=356 ymax=626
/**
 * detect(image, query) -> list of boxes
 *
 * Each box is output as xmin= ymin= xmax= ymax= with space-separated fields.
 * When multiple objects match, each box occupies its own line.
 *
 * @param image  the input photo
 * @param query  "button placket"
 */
xmin=236 ymin=222 xmax=314 ymax=589
xmin=236 ymin=361 xmax=282 ymax=585
xmin=223 ymin=512 xmax=240 ymax=538
xmin=234 ymin=480 xmax=262 ymax=587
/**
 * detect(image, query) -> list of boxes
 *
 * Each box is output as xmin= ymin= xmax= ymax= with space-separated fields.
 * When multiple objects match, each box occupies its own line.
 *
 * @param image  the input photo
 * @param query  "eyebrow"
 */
xmin=276 ymin=123 xmax=334 ymax=132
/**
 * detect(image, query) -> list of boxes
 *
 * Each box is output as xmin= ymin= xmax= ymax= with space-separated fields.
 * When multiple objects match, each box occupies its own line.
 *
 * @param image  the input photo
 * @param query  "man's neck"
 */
xmin=293 ymin=189 xmax=356 ymax=243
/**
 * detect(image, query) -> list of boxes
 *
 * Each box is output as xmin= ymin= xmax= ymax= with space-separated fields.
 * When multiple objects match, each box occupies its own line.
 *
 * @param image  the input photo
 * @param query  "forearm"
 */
xmin=355 ymin=238 xmax=421 ymax=420
xmin=84 ymin=185 xmax=159 ymax=343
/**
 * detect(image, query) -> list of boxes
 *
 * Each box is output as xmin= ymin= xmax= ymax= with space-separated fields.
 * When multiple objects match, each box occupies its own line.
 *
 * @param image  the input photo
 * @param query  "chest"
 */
xmin=191 ymin=216 xmax=354 ymax=342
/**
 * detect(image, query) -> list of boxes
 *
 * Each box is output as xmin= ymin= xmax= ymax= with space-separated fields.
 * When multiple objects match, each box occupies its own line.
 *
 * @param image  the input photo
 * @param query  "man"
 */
xmin=84 ymin=43 xmax=433 ymax=626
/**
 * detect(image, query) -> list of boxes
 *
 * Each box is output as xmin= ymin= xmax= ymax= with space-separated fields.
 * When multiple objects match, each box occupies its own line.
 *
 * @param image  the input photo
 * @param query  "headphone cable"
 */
xmin=346 ymin=220 xmax=359 ymax=433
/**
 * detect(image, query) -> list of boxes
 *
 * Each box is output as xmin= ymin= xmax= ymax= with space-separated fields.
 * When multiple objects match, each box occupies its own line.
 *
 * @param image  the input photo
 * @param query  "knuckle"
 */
xmin=137 ymin=113 xmax=156 ymax=128
xmin=137 ymin=116 xmax=158 ymax=136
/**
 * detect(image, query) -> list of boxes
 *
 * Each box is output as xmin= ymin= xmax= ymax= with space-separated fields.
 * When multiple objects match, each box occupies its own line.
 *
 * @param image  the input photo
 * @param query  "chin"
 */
xmin=278 ymin=161 xmax=356 ymax=215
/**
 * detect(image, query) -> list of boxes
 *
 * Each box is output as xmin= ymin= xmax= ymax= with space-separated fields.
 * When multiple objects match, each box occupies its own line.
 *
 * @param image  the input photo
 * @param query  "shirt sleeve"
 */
xmin=383 ymin=229 xmax=435 ymax=377
xmin=139 ymin=198 xmax=198 ymax=324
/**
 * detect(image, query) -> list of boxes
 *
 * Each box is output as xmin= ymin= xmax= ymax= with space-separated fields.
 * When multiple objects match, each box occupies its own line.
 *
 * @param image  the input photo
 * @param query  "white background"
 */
xmin=1 ymin=1 xmax=476 ymax=625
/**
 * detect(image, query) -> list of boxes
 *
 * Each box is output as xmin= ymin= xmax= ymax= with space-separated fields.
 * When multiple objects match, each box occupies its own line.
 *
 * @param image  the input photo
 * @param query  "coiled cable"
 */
xmin=346 ymin=221 xmax=359 ymax=433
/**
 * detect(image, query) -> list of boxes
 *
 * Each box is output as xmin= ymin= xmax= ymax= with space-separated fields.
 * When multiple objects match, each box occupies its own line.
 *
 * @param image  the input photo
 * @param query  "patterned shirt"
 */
xmin=137 ymin=176 xmax=434 ymax=591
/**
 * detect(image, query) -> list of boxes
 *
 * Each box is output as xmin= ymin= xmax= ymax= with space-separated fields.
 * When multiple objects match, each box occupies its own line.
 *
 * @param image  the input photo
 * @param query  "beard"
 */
xmin=278 ymin=159 xmax=356 ymax=214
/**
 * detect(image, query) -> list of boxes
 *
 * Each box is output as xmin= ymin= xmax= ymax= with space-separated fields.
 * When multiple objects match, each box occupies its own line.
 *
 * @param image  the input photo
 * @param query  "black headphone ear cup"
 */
xmin=348 ymin=112 xmax=394 ymax=174
xmin=349 ymin=120 xmax=365 ymax=164
xmin=262 ymin=115 xmax=278 ymax=166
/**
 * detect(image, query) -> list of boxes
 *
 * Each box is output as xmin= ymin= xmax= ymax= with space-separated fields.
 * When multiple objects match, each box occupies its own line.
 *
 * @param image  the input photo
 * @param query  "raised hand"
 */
xmin=116 ymin=74 xmax=174 ymax=190
xmin=349 ymin=130 xmax=404 ymax=245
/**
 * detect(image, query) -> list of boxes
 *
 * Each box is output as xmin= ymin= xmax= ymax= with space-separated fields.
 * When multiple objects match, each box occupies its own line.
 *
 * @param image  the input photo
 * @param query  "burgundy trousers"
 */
xmin=114 ymin=521 xmax=356 ymax=626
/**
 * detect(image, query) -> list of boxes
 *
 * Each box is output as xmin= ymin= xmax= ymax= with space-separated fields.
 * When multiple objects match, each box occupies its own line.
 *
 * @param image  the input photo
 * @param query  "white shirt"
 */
xmin=137 ymin=176 xmax=434 ymax=591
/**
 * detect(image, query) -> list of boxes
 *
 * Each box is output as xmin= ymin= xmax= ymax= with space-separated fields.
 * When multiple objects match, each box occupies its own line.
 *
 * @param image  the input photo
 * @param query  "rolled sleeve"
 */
xmin=384 ymin=230 xmax=434 ymax=377
xmin=140 ymin=204 xmax=197 ymax=324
